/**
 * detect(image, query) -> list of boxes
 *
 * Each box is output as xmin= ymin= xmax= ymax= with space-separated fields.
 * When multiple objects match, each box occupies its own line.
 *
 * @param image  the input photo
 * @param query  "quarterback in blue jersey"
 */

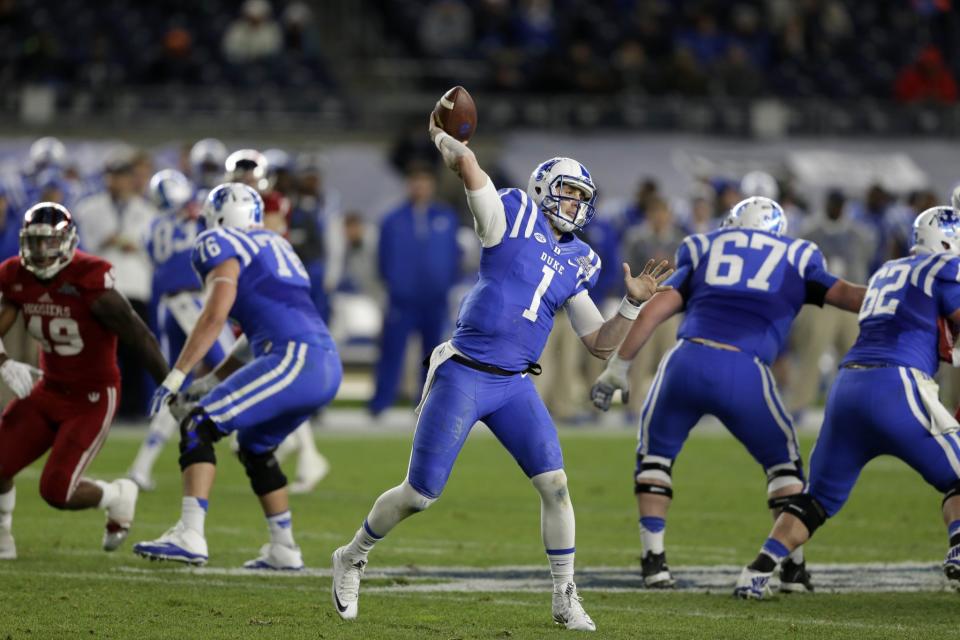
xmin=591 ymin=196 xmax=866 ymax=591
xmin=127 ymin=169 xmax=236 ymax=492
xmin=133 ymin=183 xmax=342 ymax=570
xmin=329 ymin=110 xmax=672 ymax=632
xmin=735 ymin=206 xmax=960 ymax=598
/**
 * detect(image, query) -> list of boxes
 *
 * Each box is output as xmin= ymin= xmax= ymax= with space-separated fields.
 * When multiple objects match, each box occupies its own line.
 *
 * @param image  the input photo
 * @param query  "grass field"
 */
xmin=1 ymin=423 xmax=958 ymax=639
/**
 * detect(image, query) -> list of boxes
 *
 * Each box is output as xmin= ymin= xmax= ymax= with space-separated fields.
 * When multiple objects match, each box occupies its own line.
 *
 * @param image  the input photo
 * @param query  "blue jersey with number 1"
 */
xmin=192 ymin=226 xmax=331 ymax=354
xmin=842 ymin=253 xmax=960 ymax=376
xmin=451 ymin=188 xmax=601 ymax=371
xmin=665 ymin=227 xmax=838 ymax=364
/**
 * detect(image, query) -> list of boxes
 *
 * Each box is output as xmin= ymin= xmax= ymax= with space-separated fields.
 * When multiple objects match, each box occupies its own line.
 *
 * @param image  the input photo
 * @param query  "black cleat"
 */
xmin=779 ymin=559 xmax=814 ymax=593
xmin=641 ymin=552 xmax=675 ymax=588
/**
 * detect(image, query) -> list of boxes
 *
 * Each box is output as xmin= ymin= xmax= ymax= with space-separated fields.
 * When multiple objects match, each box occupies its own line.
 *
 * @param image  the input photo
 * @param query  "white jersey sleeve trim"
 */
xmin=564 ymin=290 xmax=605 ymax=337
xmin=465 ymin=178 xmax=507 ymax=248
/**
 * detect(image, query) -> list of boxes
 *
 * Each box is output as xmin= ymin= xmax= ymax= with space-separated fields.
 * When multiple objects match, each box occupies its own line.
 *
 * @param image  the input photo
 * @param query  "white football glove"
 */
xmin=0 ymin=358 xmax=41 ymax=399
xmin=590 ymin=354 xmax=633 ymax=412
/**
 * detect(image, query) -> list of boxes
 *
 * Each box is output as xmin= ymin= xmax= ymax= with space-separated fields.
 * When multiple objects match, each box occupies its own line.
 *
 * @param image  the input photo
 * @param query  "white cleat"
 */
xmin=290 ymin=453 xmax=330 ymax=494
xmin=733 ymin=566 xmax=775 ymax=600
xmin=331 ymin=546 xmax=365 ymax=620
xmin=552 ymin=582 xmax=596 ymax=631
xmin=0 ymin=529 xmax=15 ymax=560
xmin=127 ymin=470 xmax=156 ymax=493
xmin=103 ymin=479 xmax=138 ymax=552
xmin=944 ymin=544 xmax=960 ymax=589
xmin=243 ymin=543 xmax=304 ymax=570
xmin=133 ymin=521 xmax=208 ymax=565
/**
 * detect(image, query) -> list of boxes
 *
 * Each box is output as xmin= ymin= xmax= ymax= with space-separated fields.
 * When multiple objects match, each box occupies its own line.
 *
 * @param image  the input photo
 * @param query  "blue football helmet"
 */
xmin=527 ymin=157 xmax=598 ymax=233
xmin=912 ymin=206 xmax=960 ymax=255
xmin=723 ymin=196 xmax=787 ymax=236
xmin=148 ymin=169 xmax=194 ymax=213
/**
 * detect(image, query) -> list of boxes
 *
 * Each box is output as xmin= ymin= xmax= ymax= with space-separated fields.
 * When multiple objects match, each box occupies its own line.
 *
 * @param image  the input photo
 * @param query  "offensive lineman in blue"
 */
xmin=330 ymin=110 xmax=673 ymax=632
xmin=127 ymin=169 xmax=235 ymax=491
xmin=735 ymin=206 xmax=960 ymax=598
xmin=133 ymin=183 xmax=342 ymax=569
xmin=591 ymin=197 xmax=865 ymax=591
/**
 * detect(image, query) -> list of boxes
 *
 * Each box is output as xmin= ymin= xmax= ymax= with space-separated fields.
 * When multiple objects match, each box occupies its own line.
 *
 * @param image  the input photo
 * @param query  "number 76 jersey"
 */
xmin=192 ymin=227 xmax=332 ymax=355
xmin=667 ymin=227 xmax=839 ymax=365
xmin=842 ymin=253 xmax=960 ymax=376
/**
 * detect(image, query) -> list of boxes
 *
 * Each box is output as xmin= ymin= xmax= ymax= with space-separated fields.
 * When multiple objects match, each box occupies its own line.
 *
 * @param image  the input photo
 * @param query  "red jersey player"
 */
xmin=0 ymin=202 xmax=168 ymax=559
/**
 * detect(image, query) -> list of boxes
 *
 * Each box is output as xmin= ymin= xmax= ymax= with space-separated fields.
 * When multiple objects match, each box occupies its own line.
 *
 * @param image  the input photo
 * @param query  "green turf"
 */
xmin=0 ymin=426 xmax=956 ymax=639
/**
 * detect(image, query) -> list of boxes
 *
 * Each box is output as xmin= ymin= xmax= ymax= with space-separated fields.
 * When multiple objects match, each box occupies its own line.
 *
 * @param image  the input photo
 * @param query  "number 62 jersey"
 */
xmin=0 ymin=251 xmax=120 ymax=388
xmin=667 ymin=227 xmax=838 ymax=365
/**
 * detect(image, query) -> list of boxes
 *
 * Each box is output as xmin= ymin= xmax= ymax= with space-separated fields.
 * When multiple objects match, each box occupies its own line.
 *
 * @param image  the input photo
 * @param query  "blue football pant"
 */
xmin=200 ymin=340 xmax=342 ymax=454
xmin=407 ymin=359 xmax=563 ymax=499
xmin=808 ymin=366 xmax=960 ymax=517
xmin=637 ymin=340 xmax=801 ymax=472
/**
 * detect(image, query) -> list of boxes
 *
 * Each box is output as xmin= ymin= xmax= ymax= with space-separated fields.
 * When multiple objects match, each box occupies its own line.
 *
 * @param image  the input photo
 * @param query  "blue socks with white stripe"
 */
xmin=750 ymin=537 xmax=789 ymax=573
xmin=182 ymin=497 xmax=208 ymax=537
xmin=949 ymin=519 xmax=960 ymax=547
xmin=639 ymin=516 xmax=666 ymax=556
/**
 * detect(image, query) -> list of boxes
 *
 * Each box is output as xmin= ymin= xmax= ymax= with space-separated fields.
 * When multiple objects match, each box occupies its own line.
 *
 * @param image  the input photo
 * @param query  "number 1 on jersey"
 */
xmin=522 ymin=266 xmax=555 ymax=322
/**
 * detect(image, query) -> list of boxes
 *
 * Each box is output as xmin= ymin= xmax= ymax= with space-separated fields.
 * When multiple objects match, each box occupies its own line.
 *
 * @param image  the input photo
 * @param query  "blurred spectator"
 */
xmin=513 ymin=0 xmax=557 ymax=55
xmin=143 ymin=28 xmax=201 ymax=85
xmin=222 ymin=0 xmax=283 ymax=64
xmin=666 ymin=47 xmax=709 ymax=96
xmin=850 ymin=183 xmax=894 ymax=273
xmin=676 ymin=11 xmax=728 ymax=66
xmin=0 ymin=188 xmax=18 ymax=261
xmin=886 ymin=189 xmax=938 ymax=259
xmin=130 ymin=149 xmax=154 ymax=198
xmin=369 ymin=163 xmax=461 ymax=416
xmin=716 ymin=44 xmax=763 ymax=97
xmin=282 ymin=2 xmax=323 ymax=61
xmin=894 ymin=46 xmax=958 ymax=104
xmin=789 ymin=189 xmax=873 ymax=414
xmin=620 ymin=177 xmax=661 ymax=229
xmin=418 ymin=0 xmax=474 ymax=57
xmin=340 ymin=211 xmax=381 ymax=298
xmin=286 ymin=153 xmax=344 ymax=322
xmin=613 ymin=40 xmax=663 ymax=94
xmin=72 ymin=147 xmax=157 ymax=417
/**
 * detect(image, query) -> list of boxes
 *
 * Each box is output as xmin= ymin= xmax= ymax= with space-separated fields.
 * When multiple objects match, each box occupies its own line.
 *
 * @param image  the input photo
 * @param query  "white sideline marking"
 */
xmin=0 ymin=561 xmax=942 ymax=594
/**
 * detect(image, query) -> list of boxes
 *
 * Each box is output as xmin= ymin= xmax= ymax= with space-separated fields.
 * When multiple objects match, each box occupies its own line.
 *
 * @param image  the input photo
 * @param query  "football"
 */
xmin=433 ymin=85 xmax=477 ymax=142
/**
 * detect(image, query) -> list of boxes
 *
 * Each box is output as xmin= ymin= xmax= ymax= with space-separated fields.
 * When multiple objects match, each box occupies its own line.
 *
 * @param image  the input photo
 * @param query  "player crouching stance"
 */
xmin=133 ymin=183 xmax=341 ymax=569
xmin=0 ymin=203 xmax=169 ymax=559
xmin=329 ymin=111 xmax=673 ymax=631
xmin=735 ymin=206 xmax=960 ymax=598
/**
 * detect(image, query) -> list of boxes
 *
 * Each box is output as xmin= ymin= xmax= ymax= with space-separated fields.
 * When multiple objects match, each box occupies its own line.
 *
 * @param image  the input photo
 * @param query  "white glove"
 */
xmin=0 ymin=358 xmax=41 ymax=399
xmin=590 ymin=354 xmax=633 ymax=412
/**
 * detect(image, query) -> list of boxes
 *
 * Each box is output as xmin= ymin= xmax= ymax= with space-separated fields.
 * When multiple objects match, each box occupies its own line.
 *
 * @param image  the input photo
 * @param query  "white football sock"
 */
xmin=788 ymin=545 xmax=804 ymax=564
xmin=266 ymin=510 xmax=295 ymax=547
xmin=95 ymin=480 xmax=119 ymax=509
xmin=639 ymin=517 xmax=666 ymax=555
xmin=181 ymin=497 xmax=208 ymax=536
xmin=129 ymin=407 xmax=178 ymax=477
xmin=532 ymin=470 xmax=577 ymax=588
xmin=0 ymin=487 xmax=14 ymax=531
xmin=347 ymin=480 xmax=435 ymax=558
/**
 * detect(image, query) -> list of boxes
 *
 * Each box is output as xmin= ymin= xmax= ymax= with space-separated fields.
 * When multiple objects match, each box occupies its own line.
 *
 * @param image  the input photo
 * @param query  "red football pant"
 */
xmin=0 ymin=381 xmax=119 ymax=507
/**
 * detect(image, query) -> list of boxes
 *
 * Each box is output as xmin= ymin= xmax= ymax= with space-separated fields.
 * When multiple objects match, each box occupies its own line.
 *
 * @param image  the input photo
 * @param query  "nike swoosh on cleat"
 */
xmin=334 ymin=591 xmax=349 ymax=613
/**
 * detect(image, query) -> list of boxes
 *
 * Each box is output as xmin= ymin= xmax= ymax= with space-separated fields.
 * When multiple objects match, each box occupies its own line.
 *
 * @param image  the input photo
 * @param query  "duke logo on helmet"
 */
xmin=912 ymin=206 xmax=960 ymax=255
xmin=527 ymin=157 xmax=598 ymax=233
xmin=203 ymin=183 xmax=264 ymax=230
xmin=723 ymin=196 xmax=787 ymax=236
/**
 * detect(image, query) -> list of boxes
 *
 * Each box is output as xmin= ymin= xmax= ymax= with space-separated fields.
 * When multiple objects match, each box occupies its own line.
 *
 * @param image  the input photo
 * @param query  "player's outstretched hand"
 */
xmin=0 ymin=358 xmax=41 ymax=399
xmin=590 ymin=354 xmax=631 ymax=412
xmin=623 ymin=259 xmax=673 ymax=303
xmin=149 ymin=370 xmax=186 ymax=417
xmin=428 ymin=106 xmax=472 ymax=174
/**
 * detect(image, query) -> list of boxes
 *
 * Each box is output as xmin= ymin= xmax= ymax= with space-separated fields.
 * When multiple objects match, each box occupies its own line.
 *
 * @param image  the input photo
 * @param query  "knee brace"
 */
xmin=782 ymin=494 xmax=827 ymax=537
xmin=634 ymin=455 xmax=673 ymax=498
xmin=238 ymin=448 xmax=287 ymax=496
xmin=943 ymin=481 xmax=960 ymax=507
xmin=766 ymin=461 xmax=805 ymax=509
xmin=177 ymin=409 xmax=221 ymax=471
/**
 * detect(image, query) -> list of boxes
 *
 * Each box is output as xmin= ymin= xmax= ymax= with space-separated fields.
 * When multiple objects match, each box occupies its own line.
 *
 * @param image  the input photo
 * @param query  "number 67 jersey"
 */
xmin=669 ymin=227 xmax=838 ymax=364
xmin=0 ymin=251 xmax=120 ymax=388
